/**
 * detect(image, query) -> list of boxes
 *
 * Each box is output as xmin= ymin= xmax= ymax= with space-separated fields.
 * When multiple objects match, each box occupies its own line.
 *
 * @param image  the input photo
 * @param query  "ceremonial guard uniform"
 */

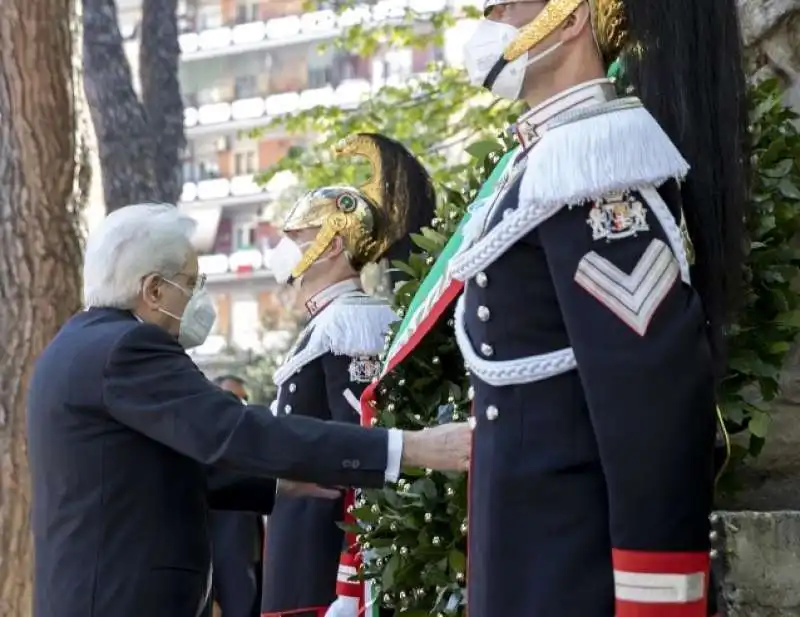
xmin=362 ymin=1 xmax=747 ymax=616
xmin=260 ymin=133 xmax=436 ymax=617
xmin=451 ymin=1 xmax=748 ymax=616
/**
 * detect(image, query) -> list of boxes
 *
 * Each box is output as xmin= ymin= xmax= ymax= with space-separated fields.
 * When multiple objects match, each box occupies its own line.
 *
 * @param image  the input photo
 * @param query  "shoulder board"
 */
xmin=273 ymin=292 xmax=397 ymax=386
xmin=520 ymin=97 xmax=690 ymax=209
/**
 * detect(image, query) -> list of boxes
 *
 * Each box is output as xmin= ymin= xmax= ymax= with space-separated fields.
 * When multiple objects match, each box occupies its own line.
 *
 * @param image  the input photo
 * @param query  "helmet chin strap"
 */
xmin=288 ymin=216 xmax=347 ymax=282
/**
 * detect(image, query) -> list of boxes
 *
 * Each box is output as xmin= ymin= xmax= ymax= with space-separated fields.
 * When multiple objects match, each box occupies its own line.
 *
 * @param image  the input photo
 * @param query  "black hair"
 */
xmin=213 ymin=374 xmax=247 ymax=387
xmin=622 ymin=0 xmax=750 ymax=378
xmin=352 ymin=133 xmax=437 ymax=285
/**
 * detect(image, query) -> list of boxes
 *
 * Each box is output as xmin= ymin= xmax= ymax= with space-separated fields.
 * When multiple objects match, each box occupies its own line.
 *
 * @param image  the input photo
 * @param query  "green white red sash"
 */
xmin=360 ymin=147 xmax=520 ymax=423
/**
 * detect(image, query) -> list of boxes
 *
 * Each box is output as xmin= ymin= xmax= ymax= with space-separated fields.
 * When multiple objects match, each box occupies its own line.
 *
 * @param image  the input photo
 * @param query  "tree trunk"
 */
xmin=140 ymin=0 xmax=185 ymax=205
xmin=83 ymin=0 xmax=184 ymax=213
xmin=83 ymin=0 xmax=157 ymax=212
xmin=0 ymin=0 xmax=83 ymax=613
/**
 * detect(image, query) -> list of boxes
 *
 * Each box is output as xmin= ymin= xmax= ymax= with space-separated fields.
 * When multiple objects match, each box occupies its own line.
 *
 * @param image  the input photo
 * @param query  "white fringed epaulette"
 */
xmin=448 ymin=98 xmax=691 ymax=282
xmin=273 ymin=292 xmax=398 ymax=386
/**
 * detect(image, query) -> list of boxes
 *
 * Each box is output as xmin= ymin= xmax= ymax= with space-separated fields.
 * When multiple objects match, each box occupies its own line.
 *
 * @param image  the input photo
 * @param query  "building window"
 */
xmin=198 ymin=4 xmax=223 ymax=29
xmin=197 ymin=159 xmax=221 ymax=180
xmin=234 ymin=150 xmax=258 ymax=175
xmin=235 ymin=222 xmax=257 ymax=249
xmin=307 ymin=46 xmax=335 ymax=89
xmin=235 ymin=1 xmax=260 ymax=24
xmin=235 ymin=74 xmax=258 ymax=99
xmin=231 ymin=298 xmax=260 ymax=351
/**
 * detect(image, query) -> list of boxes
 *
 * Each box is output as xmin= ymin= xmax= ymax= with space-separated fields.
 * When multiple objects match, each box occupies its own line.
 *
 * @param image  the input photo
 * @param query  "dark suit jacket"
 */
xmin=27 ymin=308 xmax=389 ymax=617
xmin=209 ymin=510 xmax=262 ymax=617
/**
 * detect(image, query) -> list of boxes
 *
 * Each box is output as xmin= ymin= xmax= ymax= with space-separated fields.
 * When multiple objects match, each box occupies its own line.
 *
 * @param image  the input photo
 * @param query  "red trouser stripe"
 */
xmin=613 ymin=549 xmax=709 ymax=617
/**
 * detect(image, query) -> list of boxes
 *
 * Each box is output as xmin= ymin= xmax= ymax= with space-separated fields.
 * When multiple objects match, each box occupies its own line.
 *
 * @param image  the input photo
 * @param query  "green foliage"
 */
xmin=351 ymin=137 xmax=512 ymax=617
xmin=718 ymin=77 xmax=800 ymax=464
xmin=253 ymin=6 xmax=522 ymax=192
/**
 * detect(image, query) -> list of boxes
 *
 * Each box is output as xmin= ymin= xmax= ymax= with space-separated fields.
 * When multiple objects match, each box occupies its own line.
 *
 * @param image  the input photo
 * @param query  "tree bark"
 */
xmin=83 ymin=0 xmax=185 ymax=213
xmin=83 ymin=0 xmax=158 ymax=212
xmin=0 ymin=0 xmax=83 ymax=613
xmin=141 ymin=0 xmax=185 ymax=205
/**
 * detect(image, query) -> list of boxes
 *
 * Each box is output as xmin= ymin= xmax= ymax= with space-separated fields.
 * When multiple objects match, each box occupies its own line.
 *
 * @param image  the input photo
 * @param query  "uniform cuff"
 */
xmin=384 ymin=428 xmax=402 ymax=483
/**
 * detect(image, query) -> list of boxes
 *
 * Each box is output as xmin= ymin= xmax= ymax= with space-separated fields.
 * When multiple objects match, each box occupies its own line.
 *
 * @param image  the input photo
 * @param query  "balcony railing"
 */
xmin=184 ymin=78 xmax=372 ymax=130
xmin=178 ymin=0 xmax=449 ymax=60
xmin=181 ymin=169 xmax=297 ymax=207
xmin=199 ymin=248 xmax=275 ymax=282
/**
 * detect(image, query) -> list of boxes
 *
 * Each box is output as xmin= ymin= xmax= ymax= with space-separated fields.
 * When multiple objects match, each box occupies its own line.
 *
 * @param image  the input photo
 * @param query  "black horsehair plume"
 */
xmin=359 ymin=133 xmax=436 ymax=282
xmin=622 ymin=0 xmax=750 ymax=377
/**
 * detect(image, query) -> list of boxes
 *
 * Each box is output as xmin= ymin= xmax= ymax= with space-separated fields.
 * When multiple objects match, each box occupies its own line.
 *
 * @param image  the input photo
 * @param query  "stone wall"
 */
xmin=740 ymin=0 xmax=800 ymax=108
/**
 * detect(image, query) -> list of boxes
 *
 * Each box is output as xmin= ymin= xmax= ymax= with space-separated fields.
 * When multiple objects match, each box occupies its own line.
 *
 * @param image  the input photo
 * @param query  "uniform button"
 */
xmin=288 ymin=383 xmax=297 ymax=393
xmin=709 ymin=549 xmax=719 ymax=560
xmin=284 ymin=404 xmax=292 ymax=414
xmin=342 ymin=459 xmax=361 ymax=469
xmin=468 ymin=416 xmax=477 ymax=430
xmin=709 ymin=530 xmax=718 ymax=542
xmin=480 ymin=343 xmax=494 ymax=356
xmin=467 ymin=386 xmax=475 ymax=401
xmin=475 ymin=272 xmax=488 ymax=288
xmin=477 ymin=306 xmax=491 ymax=321
xmin=485 ymin=405 xmax=499 ymax=421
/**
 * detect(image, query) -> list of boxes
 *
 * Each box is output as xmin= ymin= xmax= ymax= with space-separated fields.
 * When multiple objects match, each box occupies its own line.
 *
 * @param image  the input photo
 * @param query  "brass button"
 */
xmin=485 ymin=405 xmax=499 ymax=421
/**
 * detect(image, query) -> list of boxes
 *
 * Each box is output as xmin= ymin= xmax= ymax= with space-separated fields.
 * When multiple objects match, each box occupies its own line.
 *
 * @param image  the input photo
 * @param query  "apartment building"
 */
xmin=115 ymin=0 xmax=477 ymax=368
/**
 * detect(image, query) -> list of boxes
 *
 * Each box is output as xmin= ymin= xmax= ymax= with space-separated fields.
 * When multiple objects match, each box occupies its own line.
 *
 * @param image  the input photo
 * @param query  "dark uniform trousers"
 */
xmin=460 ymin=179 xmax=716 ymax=617
xmin=261 ymin=335 xmax=373 ymax=617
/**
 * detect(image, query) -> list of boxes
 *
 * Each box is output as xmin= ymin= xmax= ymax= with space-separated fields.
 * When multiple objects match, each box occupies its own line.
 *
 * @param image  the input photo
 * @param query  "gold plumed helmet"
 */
xmin=481 ymin=0 xmax=627 ymax=67
xmin=281 ymin=133 xmax=436 ymax=282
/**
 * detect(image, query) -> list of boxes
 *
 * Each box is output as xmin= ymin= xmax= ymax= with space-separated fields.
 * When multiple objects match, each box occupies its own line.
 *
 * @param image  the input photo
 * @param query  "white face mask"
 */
xmin=270 ymin=237 xmax=305 ymax=285
xmin=159 ymin=280 xmax=217 ymax=349
xmin=269 ymin=236 xmax=332 ymax=286
xmin=463 ymin=20 xmax=563 ymax=101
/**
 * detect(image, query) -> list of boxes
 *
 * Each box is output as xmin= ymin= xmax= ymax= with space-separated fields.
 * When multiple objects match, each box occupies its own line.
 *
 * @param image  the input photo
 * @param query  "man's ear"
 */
xmin=561 ymin=3 xmax=592 ymax=41
xmin=141 ymin=274 xmax=163 ymax=308
xmin=328 ymin=235 xmax=345 ymax=258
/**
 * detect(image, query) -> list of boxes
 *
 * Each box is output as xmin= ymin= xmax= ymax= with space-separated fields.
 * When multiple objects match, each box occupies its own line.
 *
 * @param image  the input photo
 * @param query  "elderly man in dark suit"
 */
xmin=208 ymin=375 xmax=264 ymax=617
xmin=27 ymin=203 xmax=470 ymax=617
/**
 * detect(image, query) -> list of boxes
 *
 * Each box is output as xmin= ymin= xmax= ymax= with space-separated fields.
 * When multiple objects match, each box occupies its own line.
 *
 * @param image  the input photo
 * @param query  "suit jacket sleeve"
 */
xmin=102 ymin=322 xmax=389 ymax=488
xmin=206 ymin=467 xmax=276 ymax=513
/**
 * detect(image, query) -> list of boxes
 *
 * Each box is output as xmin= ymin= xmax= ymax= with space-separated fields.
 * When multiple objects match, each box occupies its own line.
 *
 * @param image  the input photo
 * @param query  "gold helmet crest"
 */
xmin=281 ymin=133 xmax=435 ymax=282
xmin=481 ymin=0 xmax=627 ymax=67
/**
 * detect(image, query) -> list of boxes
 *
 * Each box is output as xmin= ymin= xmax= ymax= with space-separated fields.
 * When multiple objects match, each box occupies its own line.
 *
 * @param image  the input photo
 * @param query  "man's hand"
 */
xmin=277 ymin=480 xmax=341 ymax=499
xmin=401 ymin=422 xmax=472 ymax=472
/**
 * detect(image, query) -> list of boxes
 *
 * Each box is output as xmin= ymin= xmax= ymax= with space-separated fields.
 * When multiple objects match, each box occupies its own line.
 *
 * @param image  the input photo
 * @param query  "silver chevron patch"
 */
xmin=574 ymin=238 xmax=679 ymax=336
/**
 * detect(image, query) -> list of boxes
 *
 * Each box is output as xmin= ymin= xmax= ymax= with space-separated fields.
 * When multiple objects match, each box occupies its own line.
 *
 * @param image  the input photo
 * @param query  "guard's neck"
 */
xmin=303 ymin=278 xmax=362 ymax=316
xmin=511 ymin=78 xmax=617 ymax=149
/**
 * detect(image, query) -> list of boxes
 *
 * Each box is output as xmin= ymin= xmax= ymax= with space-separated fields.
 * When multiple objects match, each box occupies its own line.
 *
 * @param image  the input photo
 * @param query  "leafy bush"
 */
xmin=719 ymin=78 xmax=800 ymax=463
